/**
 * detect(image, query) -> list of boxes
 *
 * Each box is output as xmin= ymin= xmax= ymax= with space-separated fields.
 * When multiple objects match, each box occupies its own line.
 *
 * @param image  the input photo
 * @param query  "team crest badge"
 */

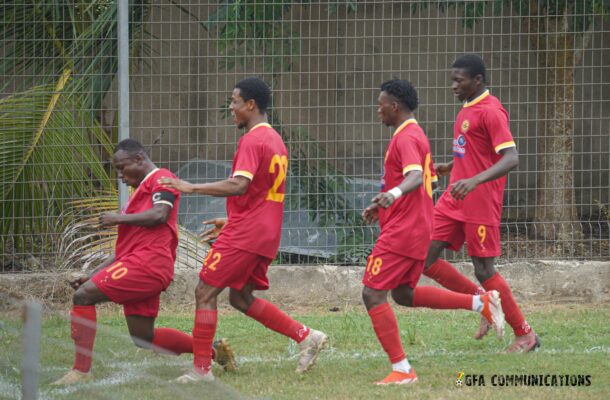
xmin=461 ymin=120 xmax=469 ymax=133
xmin=455 ymin=371 xmax=465 ymax=387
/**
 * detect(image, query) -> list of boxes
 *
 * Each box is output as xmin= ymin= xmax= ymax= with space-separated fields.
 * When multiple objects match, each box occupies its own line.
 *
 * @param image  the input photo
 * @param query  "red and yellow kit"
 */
xmin=433 ymin=90 xmax=516 ymax=257
xmin=202 ymin=123 xmax=287 ymax=289
xmin=363 ymin=119 xmax=436 ymax=290
xmin=92 ymin=168 xmax=181 ymax=317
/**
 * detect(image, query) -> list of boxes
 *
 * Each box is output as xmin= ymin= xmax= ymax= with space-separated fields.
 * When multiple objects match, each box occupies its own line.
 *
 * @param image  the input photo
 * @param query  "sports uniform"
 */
xmin=200 ymin=122 xmax=286 ymax=290
xmin=433 ymin=90 xmax=515 ymax=257
xmin=362 ymin=118 xmax=437 ymax=290
xmin=92 ymin=168 xmax=180 ymax=317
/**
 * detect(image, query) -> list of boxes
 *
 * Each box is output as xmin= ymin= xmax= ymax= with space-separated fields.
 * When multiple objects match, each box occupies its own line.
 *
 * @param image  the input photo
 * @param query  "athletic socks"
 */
xmin=412 ymin=286 xmax=474 ymax=310
xmin=246 ymin=298 xmax=310 ymax=343
xmin=152 ymin=327 xmax=193 ymax=355
xmin=368 ymin=302 xmax=405 ymax=364
xmin=424 ymin=259 xmax=480 ymax=294
xmin=482 ymin=272 xmax=531 ymax=336
xmin=392 ymin=358 xmax=412 ymax=374
xmin=193 ymin=309 xmax=217 ymax=374
xmin=70 ymin=305 xmax=97 ymax=373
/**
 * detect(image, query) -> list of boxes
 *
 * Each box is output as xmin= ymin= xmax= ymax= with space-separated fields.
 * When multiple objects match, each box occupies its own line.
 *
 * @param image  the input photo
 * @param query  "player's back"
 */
xmin=217 ymin=123 xmax=287 ymax=259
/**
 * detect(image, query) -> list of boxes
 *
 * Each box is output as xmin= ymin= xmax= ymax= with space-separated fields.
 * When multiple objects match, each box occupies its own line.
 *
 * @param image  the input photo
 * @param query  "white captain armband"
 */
xmin=152 ymin=191 xmax=177 ymax=208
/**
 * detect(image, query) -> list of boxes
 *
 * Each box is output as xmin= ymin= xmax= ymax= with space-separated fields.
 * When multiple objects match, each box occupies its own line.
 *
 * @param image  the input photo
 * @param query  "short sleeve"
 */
xmin=233 ymin=136 xmax=261 ymax=180
xmin=484 ymin=108 xmax=515 ymax=154
xmin=150 ymin=171 xmax=180 ymax=207
xmin=395 ymin=135 xmax=423 ymax=176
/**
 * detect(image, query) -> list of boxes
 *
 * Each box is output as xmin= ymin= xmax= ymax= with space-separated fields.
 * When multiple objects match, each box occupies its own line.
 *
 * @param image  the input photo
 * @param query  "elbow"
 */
xmin=234 ymin=185 xmax=248 ymax=196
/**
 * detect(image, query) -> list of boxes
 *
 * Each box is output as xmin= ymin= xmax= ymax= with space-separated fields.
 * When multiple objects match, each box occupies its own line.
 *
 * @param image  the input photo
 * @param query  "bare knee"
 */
xmin=391 ymin=288 xmax=414 ymax=307
xmin=72 ymin=287 xmax=96 ymax=306
xmin=425 ymin=240 xmax=448 ymax=270
xmin=229 ymin=290 xmax=252 ymax=313
xmin=472 ymin=257 xmax=496 ymax=283
xmin=362 ymin=287 xmax=387 ymax=311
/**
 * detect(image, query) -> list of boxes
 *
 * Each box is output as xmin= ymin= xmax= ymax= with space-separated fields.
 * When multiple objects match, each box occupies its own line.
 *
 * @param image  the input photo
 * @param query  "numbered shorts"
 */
xmin=91 ymin=259 xmax=169 ymax=318
xmin=199 ymin=243 xmax=271 ymax=291
xmin=361 ymin=247 xmax=424 ymax=291
xmin=432 ymin=210 xmax=501 ymax=258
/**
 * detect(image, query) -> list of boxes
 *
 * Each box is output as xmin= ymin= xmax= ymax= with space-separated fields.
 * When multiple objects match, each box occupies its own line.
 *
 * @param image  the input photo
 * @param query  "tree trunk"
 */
xmin=531 ymin=10 xmax=583 ymax=252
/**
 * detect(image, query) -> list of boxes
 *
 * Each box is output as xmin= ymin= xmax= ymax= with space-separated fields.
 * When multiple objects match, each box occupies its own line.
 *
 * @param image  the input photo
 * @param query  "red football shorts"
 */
xmin=199 ymin=243 xmax=271 ymax=291
xmin=91 ymin=258 xmax=170 ymax=318
xmin=361 ymin=246 xmax=424 ymax=291
xmin=432 ymin=210 xmax=501 ymax=258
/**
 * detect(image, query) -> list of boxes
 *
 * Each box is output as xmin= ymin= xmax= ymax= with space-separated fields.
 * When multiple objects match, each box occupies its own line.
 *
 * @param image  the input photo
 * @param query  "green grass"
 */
xmin=1 ymin=304 xmax=609 ymax=399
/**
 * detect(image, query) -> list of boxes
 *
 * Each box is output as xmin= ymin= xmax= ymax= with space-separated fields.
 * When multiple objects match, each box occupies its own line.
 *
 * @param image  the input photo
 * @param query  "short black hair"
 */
xmin=380 ymin=79 xmax=418 ymax=111
xmin=452 ymin=54 xmax=487 ymax=81
xmin=114 ymin=138 xmax=146 ymax=156
xmin=234 ymin=77 xmax=271 ymax=113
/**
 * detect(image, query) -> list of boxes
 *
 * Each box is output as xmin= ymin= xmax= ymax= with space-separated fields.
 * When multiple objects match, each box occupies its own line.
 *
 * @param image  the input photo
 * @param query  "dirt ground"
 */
xmin=1 ymin=260 xmax=608 ymax=312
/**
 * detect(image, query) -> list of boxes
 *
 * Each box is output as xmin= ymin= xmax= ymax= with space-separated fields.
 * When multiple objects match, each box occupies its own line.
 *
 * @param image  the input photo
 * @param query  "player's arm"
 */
xmin=99 ymin=203 xmax=173 ymax=227
xmin=435 ymin=160 xmax=453 ymax=177
xmin=373 ymin=170 xmax=423 ymax=209
xmin=68 ymin=254 xmax=116 ymax=290
xmin=157 ymin=176 xmax=250 ymax=197
xmin=450 ymin=146 xmax=518 ymax=200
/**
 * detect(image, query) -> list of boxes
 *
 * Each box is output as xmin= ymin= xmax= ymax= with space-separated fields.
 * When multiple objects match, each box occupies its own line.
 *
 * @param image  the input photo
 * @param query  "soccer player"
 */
xmin=422 ymin=54 xmax=540 ymax=352
xmin=159 ymin=77 xmax=328 ymax=383
xmin=362 ymin=79 xmax=505 ymax=385
xmin=53 ymin=139 xmax=235 ymax=385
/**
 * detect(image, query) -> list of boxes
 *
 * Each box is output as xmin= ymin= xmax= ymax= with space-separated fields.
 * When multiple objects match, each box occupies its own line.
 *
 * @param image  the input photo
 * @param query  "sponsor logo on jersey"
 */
xmin=453 ymin=134 xmax=467 ymax=158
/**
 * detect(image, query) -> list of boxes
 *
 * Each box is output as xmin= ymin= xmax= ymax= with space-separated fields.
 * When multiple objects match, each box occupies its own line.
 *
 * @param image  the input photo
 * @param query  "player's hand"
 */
xmin=435 ymin=163 xmax=452 ymax=177
xmin=157 ymin=177 xmax=194 ymax=193
xmin=199 ymin=218 xmax=227 ymax=243
xmin=372 ymin=192 xmax=396 ymax=209
xmin=68 ymin=272 xmax=90 ymax=290
xmin=362 ymin=204 xmax=379 ymax=224
xmin=450 ymin=177 xmax=479 ymax=200
xmin=99 ymin=212 xmax=121 ymax=227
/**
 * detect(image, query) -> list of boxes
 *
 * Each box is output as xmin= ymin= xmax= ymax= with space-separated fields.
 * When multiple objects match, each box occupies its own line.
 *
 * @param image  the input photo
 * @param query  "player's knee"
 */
xmin=72 ymin=288 xmax=95 ymax=306
xmin=362 ymin=287 xmax=385 ymax=309
xmin=130 ymin=333 xmax=153 ymax=349
xmin=474 ymin=266 xmax=495 ymax=283
xmin=391 ymin=290 xmax=413 ymax=307
xmin=228 ymin=292 xmax=249 ymax=313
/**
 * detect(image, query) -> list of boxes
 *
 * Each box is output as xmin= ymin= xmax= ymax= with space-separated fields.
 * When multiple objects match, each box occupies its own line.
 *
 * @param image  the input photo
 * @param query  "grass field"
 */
xmin=1 ymin=303 xmax=609 ymax=399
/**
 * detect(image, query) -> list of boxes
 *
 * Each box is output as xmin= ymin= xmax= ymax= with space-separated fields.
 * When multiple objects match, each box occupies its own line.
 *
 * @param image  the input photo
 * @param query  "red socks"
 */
xmin=71 ymin=305 xmax=97 ymax=373
xmin=412 ymin=286 xmax=472 ymax=310
xmin=152 ymin=328 xmax=193 ymax=355
xmin=246 ymin=298 xmax=310 ymax=343
xmin=482 ymin=273 xmax=531 ymax=336
xmin=368 ymin=303 xmax=405 ymax=363
xmin=193 ymin=309 xmax=217 ymax=374
xmin=424 ymin=259 xmax=480 ymax=295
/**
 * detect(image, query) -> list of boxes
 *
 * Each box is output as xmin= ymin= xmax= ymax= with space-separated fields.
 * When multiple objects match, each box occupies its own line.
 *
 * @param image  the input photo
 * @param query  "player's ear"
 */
xmin=246 ymin=98 xmax=257 ymax=112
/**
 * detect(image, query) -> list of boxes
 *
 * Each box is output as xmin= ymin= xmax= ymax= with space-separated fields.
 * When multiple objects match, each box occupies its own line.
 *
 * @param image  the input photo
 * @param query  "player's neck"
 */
xmin=467 ymin=87 xmax=487 ymax=102
xmin=245 ymin=114 xmax=269 ymax=132
xmin=392 ymin=113 xmax=415 ymax=131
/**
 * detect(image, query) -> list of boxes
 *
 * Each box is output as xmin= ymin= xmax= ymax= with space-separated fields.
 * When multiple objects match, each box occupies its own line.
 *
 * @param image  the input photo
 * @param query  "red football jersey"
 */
xmin=375 ymin=119 xmax=437 ymax=260
xmin=215 ymin=123 xmax=287 ymax=259
xmin=435 ymin=90 xmax=516 ymax=226
xmin=115 ymin=168 xmax=181 ymax=283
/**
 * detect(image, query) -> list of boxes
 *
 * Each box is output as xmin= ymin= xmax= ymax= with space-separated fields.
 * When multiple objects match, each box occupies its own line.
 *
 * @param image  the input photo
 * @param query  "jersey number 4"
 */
xmin=266 ymin=154 xmax=288 ymax=203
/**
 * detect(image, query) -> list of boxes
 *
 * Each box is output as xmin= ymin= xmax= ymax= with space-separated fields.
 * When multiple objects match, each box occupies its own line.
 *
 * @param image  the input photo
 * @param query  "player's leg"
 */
xmin=232 ymin=282 xmax=327 ymax=373
xmin=471 ymin=255 xmax=539 ymax=352
xmin=52 ymin=279 xmax=109 ymax=385
xmin=423 ymin=212 xmax=483 ymax=295
xmin=176 ymin=280 xmax=224 ymax=383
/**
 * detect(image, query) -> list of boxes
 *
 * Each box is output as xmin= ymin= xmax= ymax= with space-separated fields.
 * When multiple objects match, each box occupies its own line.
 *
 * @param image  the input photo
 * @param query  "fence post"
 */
xmin=117 ymin=0 xmax=130 ymax=208
xmin=21 ymin=301 xmax=42 ymax=400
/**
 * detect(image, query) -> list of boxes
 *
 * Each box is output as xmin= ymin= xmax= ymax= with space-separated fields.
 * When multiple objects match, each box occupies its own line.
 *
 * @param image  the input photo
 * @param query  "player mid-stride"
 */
xmin=362 ymin=80 xmax=504 ymax=385
xmin=160 ymin=77 xmax=328 ymax=383
xmin=422 ymin=54 xmax=539 ymax=352
xmin=52 ymin=139 xmax=235 ymax=386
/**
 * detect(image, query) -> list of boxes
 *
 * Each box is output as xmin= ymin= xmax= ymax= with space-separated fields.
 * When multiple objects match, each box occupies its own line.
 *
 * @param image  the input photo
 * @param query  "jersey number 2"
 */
xmin=266 ymin=154 xmax=288 ymax=203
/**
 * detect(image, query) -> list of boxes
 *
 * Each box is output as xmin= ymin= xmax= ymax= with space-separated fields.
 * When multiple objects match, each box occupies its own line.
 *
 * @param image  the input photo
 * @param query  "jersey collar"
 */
xmin=463 ymin=89 xmax=489 ymax=108
xmin=392 ymin=118 xmax=417 ymax=137
xmin=140 ymin=168 xmax=159 ymax=186
xmin=248 ymin=122 xmax=272 ymax=133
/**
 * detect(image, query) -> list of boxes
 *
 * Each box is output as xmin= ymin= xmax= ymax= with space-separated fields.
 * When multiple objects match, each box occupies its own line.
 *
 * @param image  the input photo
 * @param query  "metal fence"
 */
xmin=2 ymin=0 xmax=609 ymax=273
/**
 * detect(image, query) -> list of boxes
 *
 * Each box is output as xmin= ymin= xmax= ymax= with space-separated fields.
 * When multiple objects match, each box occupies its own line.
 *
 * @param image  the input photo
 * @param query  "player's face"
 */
xmin=377 ymin=91 xmax=396 ymax=127
xmin=451 ymin=68 xmax=479 ymax=102
xmin=229 ymin=88 xmax=250 ymax=129
xmin=112 ymin=150 xmax=143 ymax=188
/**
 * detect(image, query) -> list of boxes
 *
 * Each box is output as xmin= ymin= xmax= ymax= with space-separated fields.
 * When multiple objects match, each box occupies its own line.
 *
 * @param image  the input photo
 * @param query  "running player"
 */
xmin=53 ymin=139 xmax=234 ymax=385
xmin=362 ymin=79 xmax=504 ymax=385
xmin=423 ymin=54 xmax=539 ymax=352
xmin=160 ymin=77 xmax=328 ymax=383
